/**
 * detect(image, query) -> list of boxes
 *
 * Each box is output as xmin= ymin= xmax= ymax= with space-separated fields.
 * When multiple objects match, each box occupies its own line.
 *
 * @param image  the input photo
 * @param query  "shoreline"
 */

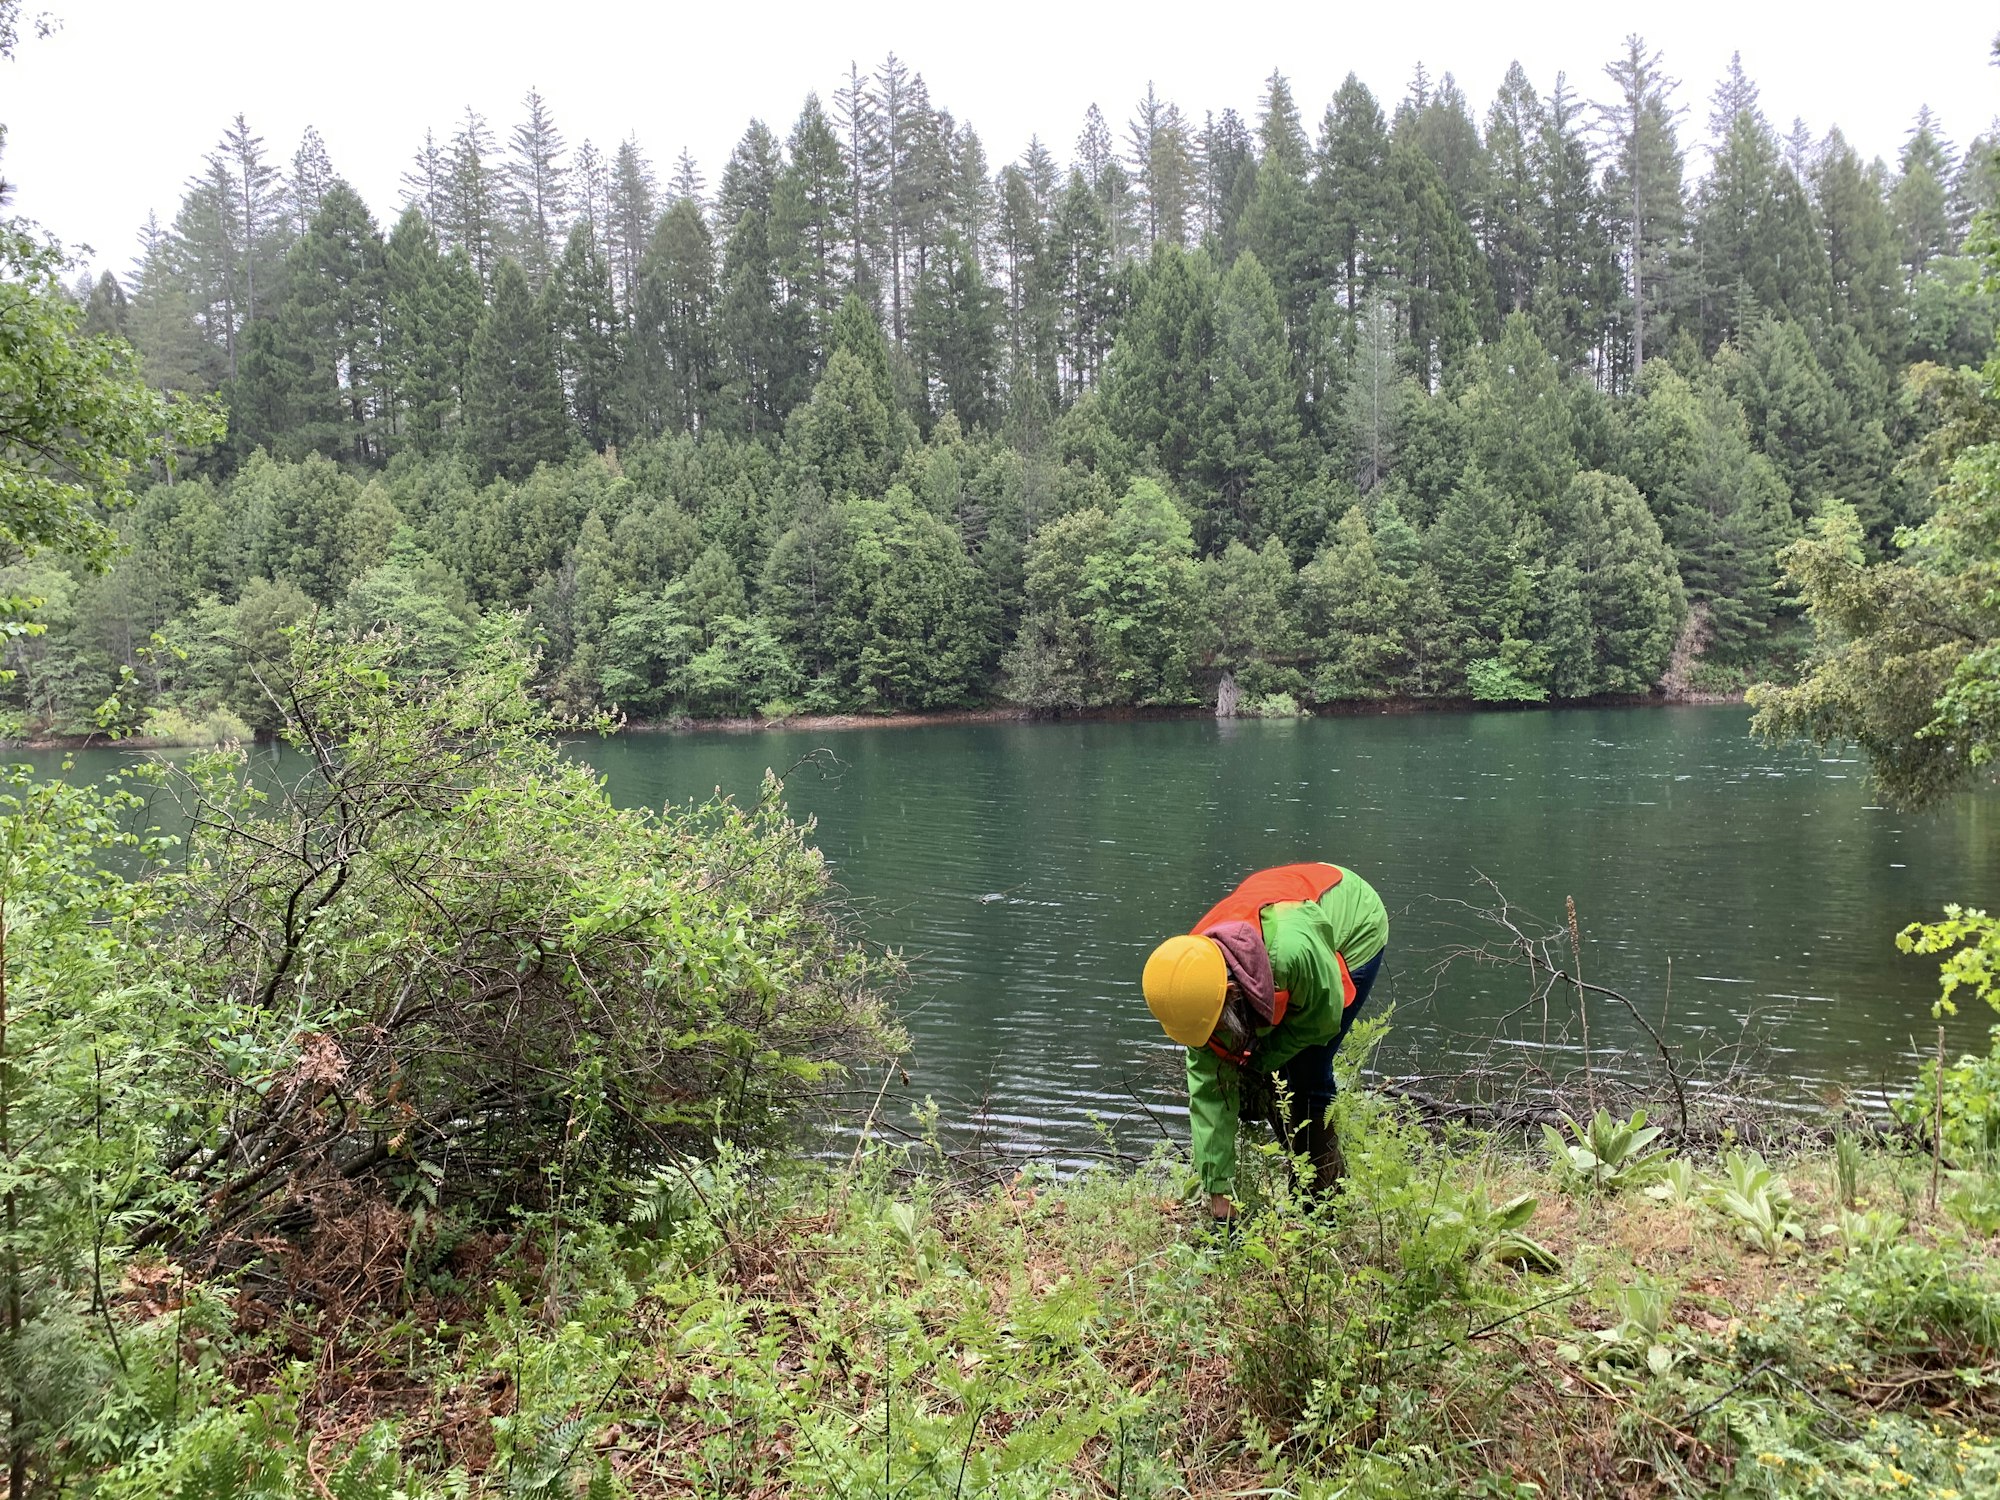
xmin=618 ymin=686 xmax=1750 ymax=737
xmin=2 ymin=687 xmax=1751 ymax=751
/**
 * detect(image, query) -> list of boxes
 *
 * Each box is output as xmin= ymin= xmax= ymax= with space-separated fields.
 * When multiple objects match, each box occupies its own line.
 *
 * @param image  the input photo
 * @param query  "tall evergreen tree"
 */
xmin=1532 ymin=76 xmax=1619 ymax=370
xmin=1892 ymin=107 xmax=1956 ymax=288
xmin=834 ymin=61 xmax=884 ymax=310
xmin=445 ymin=108 xmax=502 ymax=283
xmin=234 ymin=181 xmax=386 ymax=464
xmin=464 ymin=258 xmax=571 ymax=481
xmin=1483 ymin=61 xmax=1546 ymax=319
xmin=1401 ymin=72 xmax=1487 ymax=232
xmin=547 ymin=222 xmax=625 ymax=450
xmin=1049 ymin=170 xmax=1116 ymax=399
xmin=1318 ymin=75 xmax=1391 ymax=345
xmin=504 ymin=88 xmax=571 ymax=287
xmin=607 ymin=135 xmax=659 ymax=312
xmin=1200 ymin=251 xmax=1308 ymax=551
xmin=1198 ymin=108 xmax=1255 ymax=254
xmin=288 ymin=126 xmax=335 ymax=241
xmin=628 ymin=197 xmax=718 ymax=435
xmin=1689 ymin=56 xmax=1830 ymax=348
xmin=1104 ymin=244 xmax=1219 ymax=487
xmin=1383 ymin=139 xmax=1486 ymax=388
xmin=912 ymin=232 xmax=1000 ymax=431
xmin=1127 ymin=83 xmax=1196 ymax=249
xmin=1599 ymin=36 xmax=1687 ymax=382
xmin=773 ymin=95 xmax=852 ymax=361
xmin=1243 ymin=71 xmax=1318 ymax=359
xmin=400 ymin=129 xmax=451 ymax=227
xmin=1814 ymin=132 xmax=1904 ymax=364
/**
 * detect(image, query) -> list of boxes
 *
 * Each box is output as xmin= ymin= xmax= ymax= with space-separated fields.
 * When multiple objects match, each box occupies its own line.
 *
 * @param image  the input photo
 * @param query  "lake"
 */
xmin=23 ymin=705 xmax=2000 ymax=1162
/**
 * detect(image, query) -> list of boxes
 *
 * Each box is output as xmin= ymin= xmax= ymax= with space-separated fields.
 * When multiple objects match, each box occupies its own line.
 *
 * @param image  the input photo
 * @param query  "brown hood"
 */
xmin=1200 ymin=919 xmax=1279 ymax=1024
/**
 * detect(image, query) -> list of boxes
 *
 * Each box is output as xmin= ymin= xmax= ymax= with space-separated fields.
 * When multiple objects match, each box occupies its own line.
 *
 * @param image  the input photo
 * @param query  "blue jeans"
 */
xmin=1275 ymin=949 xmax=1383 ymax=1127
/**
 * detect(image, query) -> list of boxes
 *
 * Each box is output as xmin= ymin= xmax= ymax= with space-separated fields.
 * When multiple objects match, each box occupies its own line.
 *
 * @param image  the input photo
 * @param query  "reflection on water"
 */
xmin=23 ymin=706 xmax=2000 ymax=1165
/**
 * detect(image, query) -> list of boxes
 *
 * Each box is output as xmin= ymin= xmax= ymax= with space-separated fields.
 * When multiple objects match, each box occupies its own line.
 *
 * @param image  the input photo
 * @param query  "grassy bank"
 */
xmin=80 ymin=1063 xmax=2000 ymax=1499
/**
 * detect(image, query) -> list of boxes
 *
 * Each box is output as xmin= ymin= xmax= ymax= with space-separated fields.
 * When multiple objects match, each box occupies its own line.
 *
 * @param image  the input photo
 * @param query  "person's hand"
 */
xmin=1208 ymin=1192 xmax=1235 ymax=1221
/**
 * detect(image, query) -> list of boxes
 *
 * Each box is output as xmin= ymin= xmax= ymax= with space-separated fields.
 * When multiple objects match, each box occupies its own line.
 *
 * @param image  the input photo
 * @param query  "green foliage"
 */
xmin=1644 ymin=1156 xmax=1702 ymax=1208
xmin=1898 ymin=904 xmax=2000 ymax=1021
xmin=0 ymin=764 xmax=176 ymax=1481
xmin=1542 ymin=1108 xmax=1669 ymax=1193
xmin=13 ymin=60 xmax=1995 ymax=728
xmin=1710 ymin=1149 xmax=1804 ymax=1255
xmin=1893 ymin=908 xmax=2000 ymax=1195
xmin=1004 ymin=478 xmax=1204 ymax=709
xmin=1753 ymin=223 xmax=2000 ymax=805
xmin=0 ymin=222 xmax=222 ymax=664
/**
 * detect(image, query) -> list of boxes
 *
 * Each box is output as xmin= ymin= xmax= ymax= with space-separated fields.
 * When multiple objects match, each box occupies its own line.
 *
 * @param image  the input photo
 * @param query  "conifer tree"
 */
xmin=547 ymin=222 xmax=625 ymax=450
xmin=1243 ymin=71 xmax=1319 ymax=360
xmin=265 ymin=181 xmax=388 ymax=464
xmin=607 ymin=135 xmax=659 ymax=312
xmin=504 ymin=88 xmax=571 ymax=288
xmin=1401 ymin=72 xmax=1487 ymax=231
xmin=1551 ymin=469 xmax=1686 ymax=693
xmin=445 ymin=108 xmax=502 ymax=283
xmin=1318 ymin=74 xmax=1390 ymax=345
xmin=1103 ymin=244 xmax=1218 ymax=487
xmin=628 ymin=197 xmax=717 ymax=434
xmin=1201 ymin=251 xmax=1307 ymax=551
xmin=400 ymin=128 xmax=451 ymax=227
xmin=1198 ymin=108 xmax=1254 ymax=254
xmin=1383 ymin=138 xmax=1485 ymax=388
xmin=567 ymin=140 xmax=608 ymax=241
xmin=1050 ymin=171 xmax=1115 ymax=398
xmin=1893 ymin=108 xmax=1956 ymax=288
xmin=1599 ymin=36 xmax=1687 ymax=381
xmin=834 ymin=61 xmax=884 ymax=310
xmin=1642 ymin=370 xmax=1796 ymax=653
xmin=912 ymin=232 xmax=999 ymax=432
xmin=1814 ymin=133 xmax=1905 ymax=364
xmin=1127 ymin=83 xmax=1196 ymax=250
xmin=1483 ymin=62 xmax=1546 ymax=318
xmin=80 ymin=271 xmax=129 ymax=340
xmin=1342 ymin=295 xmax=1404 ymax=492
xmin=1299 ymin=504 xmax=1407 ymax=697
xmin=1532 ymin=76 xmax=1619 ymax=369
xmin=773 ymin=96 xmax=852 ymax=358
xmin=1460 ymin=315 xmax=1577 ymax=521
xmin=288 ymin=126 xmax=335 ymax=241
xmin=464 ymin=258 xmax=571 ymax=481
xmin=1425 ymin=466 xmax=1528 ymax=670
xmin=789 ymin=347 xmax=891 ymax=498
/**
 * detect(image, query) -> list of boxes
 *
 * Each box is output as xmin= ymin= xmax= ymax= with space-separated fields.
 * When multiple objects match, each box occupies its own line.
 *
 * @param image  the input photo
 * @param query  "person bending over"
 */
xmin=1142 ymin=862 xmax=1388 ymax=1222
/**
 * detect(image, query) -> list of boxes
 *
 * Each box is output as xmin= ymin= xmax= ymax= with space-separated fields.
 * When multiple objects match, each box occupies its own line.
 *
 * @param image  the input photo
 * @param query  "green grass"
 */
xmin=68 ymin=1103 xmax=2000 ymax=1499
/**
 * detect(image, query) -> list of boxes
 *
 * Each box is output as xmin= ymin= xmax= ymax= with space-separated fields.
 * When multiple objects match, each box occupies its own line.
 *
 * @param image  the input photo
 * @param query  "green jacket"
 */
xmin=1186 ymin=866 xmax=1388 ymax=1196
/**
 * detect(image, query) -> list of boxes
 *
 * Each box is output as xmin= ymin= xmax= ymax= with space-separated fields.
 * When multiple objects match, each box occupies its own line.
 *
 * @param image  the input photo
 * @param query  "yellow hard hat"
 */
xmin=1143 ymin=934 xmax=1228 ymax=1048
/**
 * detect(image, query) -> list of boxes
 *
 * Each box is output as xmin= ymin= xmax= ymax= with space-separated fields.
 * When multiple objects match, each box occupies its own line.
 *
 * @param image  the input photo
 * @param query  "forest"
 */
xmin=8 ymin=43 xmax=2000 ymax=731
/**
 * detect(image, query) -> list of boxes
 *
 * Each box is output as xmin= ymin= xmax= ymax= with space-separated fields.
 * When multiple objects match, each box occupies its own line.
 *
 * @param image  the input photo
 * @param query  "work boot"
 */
xmin=1304 ymin=1114 xmax=1346 ymax=1197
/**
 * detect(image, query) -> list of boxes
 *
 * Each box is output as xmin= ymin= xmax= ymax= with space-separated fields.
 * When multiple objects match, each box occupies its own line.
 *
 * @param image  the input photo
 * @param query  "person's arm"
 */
xmin=1186 ymin=1047 xmax=1241 ymax=1217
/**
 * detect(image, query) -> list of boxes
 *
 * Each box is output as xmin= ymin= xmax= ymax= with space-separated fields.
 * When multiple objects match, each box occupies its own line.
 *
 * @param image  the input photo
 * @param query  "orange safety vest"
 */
xmin=1192 ymin=862 xmax=1356 ymax=1065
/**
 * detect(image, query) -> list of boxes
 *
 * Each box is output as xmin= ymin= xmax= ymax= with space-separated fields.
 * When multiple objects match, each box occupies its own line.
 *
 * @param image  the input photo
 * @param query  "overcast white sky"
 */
xmin=4 ymin=0 xmax=1997 ymax=281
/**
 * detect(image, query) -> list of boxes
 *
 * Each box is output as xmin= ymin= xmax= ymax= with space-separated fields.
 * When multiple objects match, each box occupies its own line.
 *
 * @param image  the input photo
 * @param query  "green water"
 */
xmin=24 ymin=706 xmax=2000 ymax=1160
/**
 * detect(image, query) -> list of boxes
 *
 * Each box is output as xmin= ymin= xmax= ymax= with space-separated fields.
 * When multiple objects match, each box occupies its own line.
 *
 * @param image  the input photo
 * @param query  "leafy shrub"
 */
xmin=132 ymin=625 xmax=899 ymax=1244
xmin=1466 ymin=656 xmax=1548 ymax=703
xmin=138 ymin=702 xmax=253 ymax=747
xmin=1239 ymin=691 xmax=1308 ymax=719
